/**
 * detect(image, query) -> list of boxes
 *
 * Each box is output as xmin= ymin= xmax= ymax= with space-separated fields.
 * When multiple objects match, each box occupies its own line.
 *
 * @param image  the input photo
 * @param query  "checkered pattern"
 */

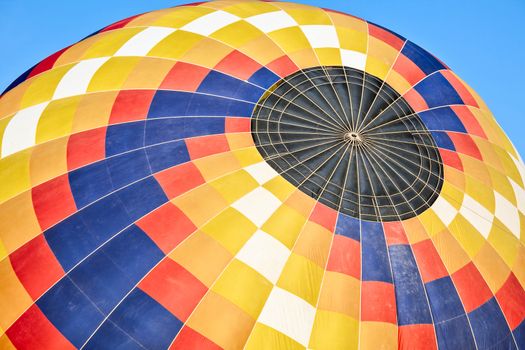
xmin=0 ymin=1 xmax=524 ymax=349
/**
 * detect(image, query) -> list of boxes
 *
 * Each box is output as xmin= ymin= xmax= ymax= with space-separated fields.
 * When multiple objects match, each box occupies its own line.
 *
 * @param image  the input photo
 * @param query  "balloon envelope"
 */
xmin=0 ymin=1 xmax=524 ymax=349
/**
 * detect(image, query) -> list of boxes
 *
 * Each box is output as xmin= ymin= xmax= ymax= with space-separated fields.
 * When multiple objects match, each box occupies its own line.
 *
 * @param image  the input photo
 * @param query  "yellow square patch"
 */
xmin=318 ymin=271 xmax=360 ymax=319
xmin=449 ymin=215 xmax=486 ymax=258
xmin=239 ymin=35 xmax=287 ymax=66
xmin=226 ymin=133 xmax=255 ymax=151
xmin=0 ymin=259 xmax=33 ymax=331
xmin=473 ymin=241 xmax=511 ymax=293
xmin=150 ymin=6 xmax=215 ymax=28
xmin=201 ymin=207 xmax=257 ymax=254
xmin=269 ymin=27 xmax=310 ymax=53
xmin=336 ymin=27 xmax=367 ymax=53
xmin=149 ymin=30 xmax=204 ymax=60
xmin=122 ymin=57 xmax=175 ymax=90
xmin=464 ymin=175 xmax=495 ymax=212
xmin=187 ymin=290 xmax=255 ymax=350
xmin=71 ymin=91 xmax=117 ymax=133
xmin=402 ymin=216 xmax=431 ymax=244
xmin=0 ymin=191 xmax=41 ymax=256
xmin=309 ymin=310 xmax=358 ymax=350
xmin=21 ymin=66 xmax=70 ymax=108
xmin=212 ymin=259 xmax=273 ymax=319
xmin=284 ymin=7 xmax=331 ymax=25
xmin=365 ymin=37 xmax=399 ymax=81
xmin=244 ymin=322 xmax=303 ymax=350
xmin=263 ymin=176 xmax=296 ymax=202
xmin=431 ymin=228 xmax=470 ymax=274
xmin=0 ymin=149 xmax=32 ymax=203
xmin=261 ymin=204 xmax=307 ymax=248
xmin=359 ymin=321 xmax=397 ymax=350
xmin=223 ymin=1 xmax=278 ymax=18
xmin=488 ymin=217 xmax=521 ymax=268
xmin=181 ymin=37 xmax=234 ymax=68
xmin=172 ymin=183 xmax=229 ymax=227
xmin=87 ymin=57 xmax=141 ymax=92
xmin=210 ymin=170 xmax=259 ymax=204
xmin=81 ymin=27 xmax=143 ymax=59
xmin=211 ymin=21 xmax=263 ymax=48
xmin=277 ymin=252 xmax=324 ymax=305
xmin=293 ymin=221 xmax=332 ymax=267
xmin=169 ymin=230 xmax=232 ymax=287
xmin=36 ymin=96 xmax=79 ymax=144
xmin=233 ymin=147 xmax=264 ymax=167
xmin=29 ymin=138 xmax=68 ymax=187
xmin=194 ymin=151 xmax=241 ymax=182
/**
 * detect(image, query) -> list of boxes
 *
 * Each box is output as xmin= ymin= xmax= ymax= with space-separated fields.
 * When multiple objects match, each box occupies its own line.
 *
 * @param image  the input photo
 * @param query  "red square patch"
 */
xmin=101 ymin=14 xmax=140 ymax=33
xmin=109 ymin=89 xmax=155 ymax=124
xmin=326 ymin=234 xmax=360 ymax=279
xmin=67 ymin=127 xmax=106 ymax=171
xmin=225 ymin=117 xmax=251 ymax=133
xmin=441 ymin=70 xmax=479 ymax=108
xmin=266 ymin=55 xmax=299 ymax=78
xmin=451 ymin=105 xmax=486 ymax=139
xmin=361 ymin=281 xmax=397 ymax=324
xmin=154 ymin=162 xmax=205 ymax=199
xmin=440 ymin=148 xmax=463 ymax=172
xmin=403 ymin=89 xmax=429 ymax=113
xmin=309 ymin=202 xmax=337 ymax=231
xmin=398 ymin=324 xmax=437 ymax=350
xmin=136 ymin=202 xmax=197 ymax=254
xmin=412 ymin=239 xmax=448 ymax=283
xmin=170 ymin=326 xmax=221 ymax=350
xmin=383 ymin=221 xmax=409 ymax=246
xmin=160 ymin=62 xmax=210 ymax=92
xmin=6 ymin=304 xmax=74 ymax=349
xmin=368 ymin=23 xmax=404 ymax=51
xmin=448 ymin=132 xmax=482 ymax=160
xmin=495 ymin=273 xmax=525 ymax=329
xmin=139 ymin=259 xmax=207 ymax=321
xmin=28 ymin=47 xmax=69 ymax=78
xmin=10 ymin=235 xmax=65 ymax=300
xmin=215 ymin=50 xmax=262 ymax=81
xmin=452 ymin=262 xmax=492 ymax=312
xmin=32 ymin=174 xmax=77 ymax=231
xmin=185 ymin=134 xmax=230 ymax=160
xmin=393 ymin=54 xmax=426 ymax=86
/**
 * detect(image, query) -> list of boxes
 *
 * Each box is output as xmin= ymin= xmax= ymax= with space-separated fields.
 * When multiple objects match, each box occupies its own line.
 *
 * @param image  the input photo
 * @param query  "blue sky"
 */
xmin=1 ymin=1 xmax=524 ymax=154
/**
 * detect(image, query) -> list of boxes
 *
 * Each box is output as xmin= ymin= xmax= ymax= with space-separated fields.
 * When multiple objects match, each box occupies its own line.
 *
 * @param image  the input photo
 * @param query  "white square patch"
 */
xmin=231 ymin=187 xmax=281 ymax=227
xmin=340 ymin=49 xmax=367 ymax=70
xmin=459 ymin=194 xmax=494 ymax=239
xmin=494 ymin=191 xmax=520 ymax=238
xmin=509 ymin=154 xmax=525 ymax=187
xmin=182 ymin=10 xmax=240 ymax=36
xmin=53 ymin=57 xmax=109 ymax=100
xmin=301 ymin=25 xmax=340 ymax=48
xmin=431 ymin=195 xmax=457 ymax=226
xmin=236 ymin=230 xmax=290 ymax=284
xmin=509 ymin=178 xmax=525 ymax=214
xmin=245 ymin=10 xmax=297 ymax=33
xmin=1 ymin=102 xmax=50 ymax=157
xmin=258 ymin=287 xmax=316 ymax=346
xmin=244 ymin=161 xmax=279 ymax=185
xmin=114 ymin=27 xmax=176 ymax=57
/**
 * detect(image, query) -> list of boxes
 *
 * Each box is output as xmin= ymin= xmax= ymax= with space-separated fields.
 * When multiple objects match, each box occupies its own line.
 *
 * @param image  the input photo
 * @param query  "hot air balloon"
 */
xmin=0 ymin=1 xmax=523 ymax=349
